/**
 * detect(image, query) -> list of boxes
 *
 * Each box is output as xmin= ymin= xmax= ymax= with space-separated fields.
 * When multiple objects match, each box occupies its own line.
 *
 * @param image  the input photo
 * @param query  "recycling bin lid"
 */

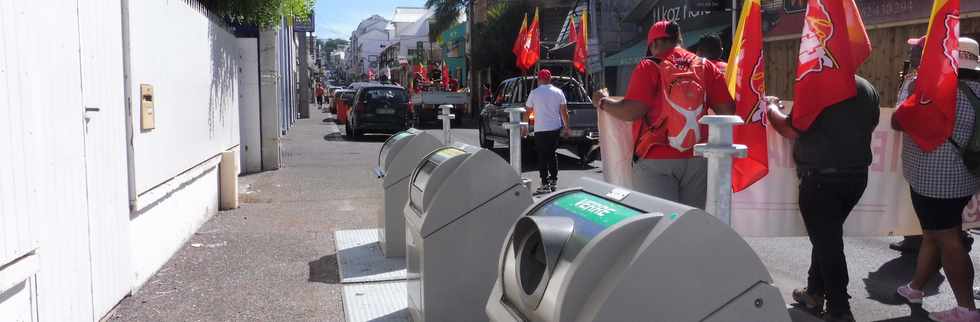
xmin=409 ymin=145 xmax=470 ymax=213
xmin=525 ymin=190 xmax=644 ymax=261
xmin=378 ymin=129 xmax=421 ymax=174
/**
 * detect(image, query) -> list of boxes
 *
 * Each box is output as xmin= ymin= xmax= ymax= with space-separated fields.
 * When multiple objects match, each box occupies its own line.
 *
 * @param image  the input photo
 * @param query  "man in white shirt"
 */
xmin=526 ymin=69 xmax=571 ymax=193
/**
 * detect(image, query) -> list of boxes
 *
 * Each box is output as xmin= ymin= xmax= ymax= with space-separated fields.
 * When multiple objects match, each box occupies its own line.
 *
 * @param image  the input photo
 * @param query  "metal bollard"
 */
xmin=693 ymin=115 xmax=748 ymax=225
xmin=503 ymin=107 xmax=528 ymax=175
xmin=437 ymin=104 xmax=455 ymax=144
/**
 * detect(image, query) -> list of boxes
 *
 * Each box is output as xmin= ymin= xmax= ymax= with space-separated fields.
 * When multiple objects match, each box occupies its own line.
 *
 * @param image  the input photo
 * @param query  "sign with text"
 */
xmin=688 ymin=0 xmax=725 ymax=11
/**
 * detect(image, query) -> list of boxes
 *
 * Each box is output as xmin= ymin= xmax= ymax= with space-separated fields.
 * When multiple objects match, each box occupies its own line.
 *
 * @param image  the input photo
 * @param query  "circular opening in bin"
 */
xmin=517 ymin=229 xmax=547 ymax=295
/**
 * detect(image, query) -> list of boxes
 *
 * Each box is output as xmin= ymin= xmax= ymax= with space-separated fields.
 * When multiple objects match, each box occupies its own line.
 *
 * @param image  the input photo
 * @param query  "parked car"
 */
xmin=333 ymin=89 xmax=356 ymax=124
xmin=479 ymin=76 xmax=598 ymax=164
xmin=410 ymin=88 xmax=468 ymax=127
xmin=327 ymin=86 xmax=342 ymax=104
xmin=346 ymin=85 xmax=412 ymax=138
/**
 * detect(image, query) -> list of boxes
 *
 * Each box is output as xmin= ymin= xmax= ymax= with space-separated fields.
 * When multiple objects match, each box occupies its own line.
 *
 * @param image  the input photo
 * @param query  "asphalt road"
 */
xmin=109 ymin=107 xmax=979 ymax=322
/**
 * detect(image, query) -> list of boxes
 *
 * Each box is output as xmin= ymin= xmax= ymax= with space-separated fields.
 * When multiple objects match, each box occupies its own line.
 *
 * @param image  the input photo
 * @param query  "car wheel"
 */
xmin=350 ymin=121 xmax=362 ymax=139
xmin=478 ymin=122 xmax=493 ymax=149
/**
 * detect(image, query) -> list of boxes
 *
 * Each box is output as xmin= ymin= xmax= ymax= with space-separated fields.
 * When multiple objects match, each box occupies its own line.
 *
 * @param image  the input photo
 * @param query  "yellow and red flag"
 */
xmin=519 ymin=8 xmax=541 ymax=71
xmin=894 ymin=0 xmax=959 ymax=151
xmin=791 ymin=0 xmax=871 ymax=131
xmin=728 ymin=0 xmax=768 ymax=192
xmin=571 ymin=11 xmax=588 ymax=74
xmin=513 ymin=13 xmax=528 ymax=67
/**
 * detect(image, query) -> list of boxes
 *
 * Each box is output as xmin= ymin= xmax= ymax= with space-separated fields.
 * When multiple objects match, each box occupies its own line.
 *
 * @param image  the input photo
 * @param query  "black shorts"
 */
xmin=316 ymin=96 xmax=324 ymax=104
xmin=910 ymin=188 xmax=971 ymax=231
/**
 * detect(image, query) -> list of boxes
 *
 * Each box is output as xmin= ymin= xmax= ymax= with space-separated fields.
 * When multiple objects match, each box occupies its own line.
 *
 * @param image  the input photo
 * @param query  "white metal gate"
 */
xmin=78 ymin=0 xmax=132 ymax=319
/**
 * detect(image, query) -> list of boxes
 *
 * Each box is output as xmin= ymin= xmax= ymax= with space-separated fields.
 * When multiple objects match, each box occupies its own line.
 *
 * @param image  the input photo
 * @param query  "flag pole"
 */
xmin=589 ymin=0 xmax=605 ymax=89
xmin=732 ymin=0 xmax=737 ymax=40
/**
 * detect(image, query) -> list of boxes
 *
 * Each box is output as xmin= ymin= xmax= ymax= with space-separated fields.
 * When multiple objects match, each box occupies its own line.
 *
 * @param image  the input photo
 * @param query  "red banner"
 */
xmin=518 ymin=8 xmax=541 ymax=71
xmin=893 ymin=0 xmax=959 ymax=152
xmin=512 ymin=13 xmax=528 ymax=70
xmin=728 ymin=0 xmax=768 ymax=192
xmin=791 ymin=0 xmax=871 ymax=131
xmin=571 ymin=12 xmax=588 ymax=74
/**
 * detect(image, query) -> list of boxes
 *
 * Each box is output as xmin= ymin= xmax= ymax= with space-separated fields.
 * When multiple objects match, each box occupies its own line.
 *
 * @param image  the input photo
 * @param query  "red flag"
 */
xmin=519 ymin=8 xmax=541 ymax=71
xmin=572 ymin=11 xmax=588 ymax=74
xmin=442 ymin=62 xmax=451 ymax=90
xmin=728 ymin=0 xmax=768 ymax=192
xmin=791 ymin=0 xmax=871 ymax=131
xmin=513 ymin=13 xmax=529 ymax=70
xmin=894 ymin=0 xmax=959 ymax=152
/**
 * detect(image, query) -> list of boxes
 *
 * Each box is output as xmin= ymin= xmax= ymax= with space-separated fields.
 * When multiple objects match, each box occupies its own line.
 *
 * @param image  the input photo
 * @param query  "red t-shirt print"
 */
xmin=624 ymin=47 xmax=732 ymax=159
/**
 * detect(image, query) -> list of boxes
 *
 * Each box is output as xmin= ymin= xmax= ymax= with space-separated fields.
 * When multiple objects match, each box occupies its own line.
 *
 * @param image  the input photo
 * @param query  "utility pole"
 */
xmin=467 ymin=0 xmax=476 ymax=121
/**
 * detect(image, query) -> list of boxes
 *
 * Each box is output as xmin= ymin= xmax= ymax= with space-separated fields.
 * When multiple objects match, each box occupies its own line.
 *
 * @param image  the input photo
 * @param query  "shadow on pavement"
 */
xmin=863 ymin=253 xmax=945 ymax=306
xmin=324 ymin=133 xmax=344 ymax=141
xmin=347 ymin=134 xmax=391 ymax=143
xmin=308 ymin=254 xmax=341 ymax=284
xmin=368 ymin=308 xmax=409 ymax=322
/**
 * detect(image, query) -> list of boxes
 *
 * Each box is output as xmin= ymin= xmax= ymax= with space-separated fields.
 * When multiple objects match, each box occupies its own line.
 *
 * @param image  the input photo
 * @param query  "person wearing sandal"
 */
xmin=894 ymin=37 xmax=980 ymax=322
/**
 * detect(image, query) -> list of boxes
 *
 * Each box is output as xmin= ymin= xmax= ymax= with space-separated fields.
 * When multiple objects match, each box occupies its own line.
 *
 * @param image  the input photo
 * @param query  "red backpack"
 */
xmin=635 ymin=56 xmax=709 ymax=156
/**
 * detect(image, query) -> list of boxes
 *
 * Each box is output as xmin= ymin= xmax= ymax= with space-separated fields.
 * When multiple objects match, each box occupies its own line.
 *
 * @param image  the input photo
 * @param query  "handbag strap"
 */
xmin=951 ymin=82 xmax=980 ymax=149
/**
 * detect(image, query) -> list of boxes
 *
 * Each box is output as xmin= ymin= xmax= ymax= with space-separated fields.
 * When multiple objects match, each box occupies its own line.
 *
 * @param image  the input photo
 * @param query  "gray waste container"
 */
xmin=486 ymin=177 xmax=790 ymax=322
xmin=405 ymin=143 xmax=533 ymax=322
xmin=374 ymin=129 xmax=442 ymax=257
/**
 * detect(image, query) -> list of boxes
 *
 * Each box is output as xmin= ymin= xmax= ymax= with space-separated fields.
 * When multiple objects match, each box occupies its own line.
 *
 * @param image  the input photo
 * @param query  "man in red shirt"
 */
xmin=696 ymin=34 xmax=727 ymax=74
xmin=592 ymin=20 xmax=734 ymax=208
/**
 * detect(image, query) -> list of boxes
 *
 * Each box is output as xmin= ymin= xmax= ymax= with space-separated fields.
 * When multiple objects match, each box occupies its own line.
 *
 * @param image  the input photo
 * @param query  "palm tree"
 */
xmin=425 ymin=0 xmax=469 ymax=41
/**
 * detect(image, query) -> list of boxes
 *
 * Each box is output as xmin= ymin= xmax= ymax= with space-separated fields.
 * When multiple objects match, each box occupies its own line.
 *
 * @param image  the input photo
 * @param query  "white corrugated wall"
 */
xmin=124 ymin=0 xmax=241 ymax=289
xmin=1 ymin=0 xmax=98 ymax=320
xmin=125 ymin=0 xmax=241 ymax=195
xmin=1 ymin=0 xmax=244 ymax=321
xmin=77 ymin=0 xmax=134 ymax=319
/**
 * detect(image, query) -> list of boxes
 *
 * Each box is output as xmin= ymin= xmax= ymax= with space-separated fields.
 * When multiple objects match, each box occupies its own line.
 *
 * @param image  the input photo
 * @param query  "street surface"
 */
xmin=109 ymin=107 xmax=980 ymax=322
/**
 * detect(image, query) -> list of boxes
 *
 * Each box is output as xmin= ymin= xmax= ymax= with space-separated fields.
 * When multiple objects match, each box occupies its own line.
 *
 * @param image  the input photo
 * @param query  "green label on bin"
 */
xmin=551 ymin=192 xmax=641 ymax=227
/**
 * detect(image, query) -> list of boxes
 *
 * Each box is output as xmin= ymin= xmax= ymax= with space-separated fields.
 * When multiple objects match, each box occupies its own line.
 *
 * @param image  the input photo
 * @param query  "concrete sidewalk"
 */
xmin=108 ymin=107 xmax=376 ymax=321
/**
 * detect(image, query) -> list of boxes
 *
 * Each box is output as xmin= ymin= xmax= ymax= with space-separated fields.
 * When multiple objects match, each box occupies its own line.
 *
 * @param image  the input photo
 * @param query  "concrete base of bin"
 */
xmin=334 ymin=229 xmax=406 ymax=283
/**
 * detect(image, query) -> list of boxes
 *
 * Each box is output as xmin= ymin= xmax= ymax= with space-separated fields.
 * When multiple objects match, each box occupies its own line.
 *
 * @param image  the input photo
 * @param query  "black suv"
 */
xmin=479 ymin=76 xmax=598 ymax=163
xmin=346 ymin=85 xmax=411 ymax=138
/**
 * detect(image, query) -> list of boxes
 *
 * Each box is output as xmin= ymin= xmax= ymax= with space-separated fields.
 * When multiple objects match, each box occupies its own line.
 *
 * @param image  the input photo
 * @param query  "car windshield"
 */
xmin=515 ymin=78 xmax=589 ymax=103
xmin=552 ymin=79 xmax=589 ymax=103
xmin=340 ymin=92 xmax=355 ymax=101
xmin=365 ymin=88 xmax=407 ymax=102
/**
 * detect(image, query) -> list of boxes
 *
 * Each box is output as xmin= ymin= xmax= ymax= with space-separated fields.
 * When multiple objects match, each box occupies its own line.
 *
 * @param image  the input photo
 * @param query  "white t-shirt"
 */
xmin=525 ymin=84 xmax=567 ymax=132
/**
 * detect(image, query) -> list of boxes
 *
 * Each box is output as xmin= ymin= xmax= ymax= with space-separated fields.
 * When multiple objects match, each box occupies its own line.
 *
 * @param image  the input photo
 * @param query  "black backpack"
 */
xmin=953 ymin=82 xmax=980 ymax=176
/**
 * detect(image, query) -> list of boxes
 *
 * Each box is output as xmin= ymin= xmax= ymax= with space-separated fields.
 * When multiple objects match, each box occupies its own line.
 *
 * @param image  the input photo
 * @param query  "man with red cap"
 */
xmin=592 ymin=20 xmax=734 ymax=208
xmin=527 ymin=69 xmax=571 ymax=193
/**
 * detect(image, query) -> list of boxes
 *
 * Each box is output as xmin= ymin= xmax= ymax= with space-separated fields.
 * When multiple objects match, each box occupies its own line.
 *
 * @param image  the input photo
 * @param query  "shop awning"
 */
xmin=603 ymin=25 xmax=729 ymax=67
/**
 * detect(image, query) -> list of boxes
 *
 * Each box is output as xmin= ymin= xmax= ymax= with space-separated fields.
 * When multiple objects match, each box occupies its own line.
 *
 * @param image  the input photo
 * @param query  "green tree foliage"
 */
xmin=472 ymin=1 xmax=531 ymax=81
xmin=200 ymin=0 xmax=314 ymax=27
xmin=425 ymin=0 xmax=467 ymax=41
xmin=317 ymin=38 xmax=349 ymax=53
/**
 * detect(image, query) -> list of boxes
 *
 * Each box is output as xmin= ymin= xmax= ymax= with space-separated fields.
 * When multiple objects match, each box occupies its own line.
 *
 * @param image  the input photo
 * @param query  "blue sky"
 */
xmin=315 ymin=0 xmax=427 ymax=40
